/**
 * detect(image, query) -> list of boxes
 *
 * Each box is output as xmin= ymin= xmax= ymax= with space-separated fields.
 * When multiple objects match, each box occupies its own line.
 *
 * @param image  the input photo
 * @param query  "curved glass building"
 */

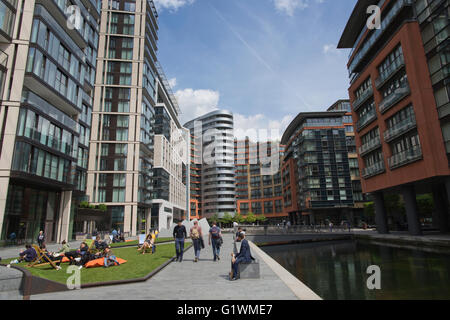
xmin=185 ymin=110 xmax=236 ymax=218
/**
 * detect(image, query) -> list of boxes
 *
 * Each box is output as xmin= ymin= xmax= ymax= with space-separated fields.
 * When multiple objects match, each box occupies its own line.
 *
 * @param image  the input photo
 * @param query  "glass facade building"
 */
xmin=0 ymin=0 xmax=101 ymax=243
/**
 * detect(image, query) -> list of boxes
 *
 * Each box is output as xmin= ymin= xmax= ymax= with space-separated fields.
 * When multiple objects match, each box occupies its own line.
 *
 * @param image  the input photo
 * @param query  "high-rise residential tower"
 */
xmin=184 ymin=110 xmax=236 ymax=218
xmin=338 ymin=0 xmax=450 ymax=235
xmin=0 ymin=0 xmax=101 ymax=243
xmin=86 ymin=0 xmax=188 ymax=235
xmin=281 ymin=112 xmax=356 ymax=225
xmin=234 ymin=138 xmax=287 ymax=223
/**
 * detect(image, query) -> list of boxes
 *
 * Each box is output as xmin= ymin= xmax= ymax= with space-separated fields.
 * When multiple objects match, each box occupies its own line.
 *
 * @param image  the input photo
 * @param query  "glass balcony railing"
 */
xmin=348 ymin=0 xmax=413 ymax=75
xmin=383 ymin=115 xmax=416 ymax=142
xmin=379 ymin=82 xmax=411 ymax=114
xmin=388 ymin=145 xmax=422 ymax=169
xmin=375 ymin=55 xmax=405 ymax=89
xmin=359 ymin=138 xmax=382 ymax=156
xmin=357 ymin=109 xmax=377 ymax=131
xmin=362 ymin=161 xmax=385 ymax=179
xmin=353 ymin=87 xmax=374 ymax=111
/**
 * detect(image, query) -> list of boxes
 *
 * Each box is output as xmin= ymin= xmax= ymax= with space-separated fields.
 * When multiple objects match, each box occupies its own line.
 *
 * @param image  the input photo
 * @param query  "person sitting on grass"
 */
xmin=18 ymin=244 xmax=37 ymax=263
xmin=40 ymin=244 xmax=63 ymax=270
xmin=104 ymin=247 xmax=120 ymax=268
xmin=64 ymin=242 xmax=87 ymax=265
xmin=94 ymin=235 xmax=108 ymax=250
xmin=59 ymin=240 xmax=70 ymax=254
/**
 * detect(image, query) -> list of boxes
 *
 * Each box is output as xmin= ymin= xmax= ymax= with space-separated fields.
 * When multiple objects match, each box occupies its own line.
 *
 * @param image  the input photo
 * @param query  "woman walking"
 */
xmin=190 ymin=221 xmax=203 ymax=262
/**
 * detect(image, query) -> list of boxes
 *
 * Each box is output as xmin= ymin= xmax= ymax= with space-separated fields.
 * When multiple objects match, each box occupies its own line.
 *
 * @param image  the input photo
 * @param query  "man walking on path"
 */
xmin=173 ymin=221 xmax=187 ymax=262
xmin=190 ymin=221 xmax=203 ymax=262
xmin=209 ymin=221 xmax=222 ymax=262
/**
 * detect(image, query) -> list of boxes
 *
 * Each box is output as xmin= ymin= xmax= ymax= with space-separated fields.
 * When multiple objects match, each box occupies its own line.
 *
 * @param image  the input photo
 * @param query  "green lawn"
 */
xmin=109 ymin=237 xmax=174 ymax=248
xmin=3 ymin=242 xmax=190 ymax=285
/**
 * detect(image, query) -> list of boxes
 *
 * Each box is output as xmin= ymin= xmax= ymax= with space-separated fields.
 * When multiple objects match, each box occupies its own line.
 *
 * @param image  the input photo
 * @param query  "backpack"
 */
xmin=191 ymin=228 xmax=200 ymax=240
xmin=210 ymin=226 xmax=220 ymax=239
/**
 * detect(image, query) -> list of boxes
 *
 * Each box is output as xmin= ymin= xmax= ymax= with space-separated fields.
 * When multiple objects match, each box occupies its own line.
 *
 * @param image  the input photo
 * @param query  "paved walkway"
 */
xmin=31 ymin=234 xmax=303 ymax=300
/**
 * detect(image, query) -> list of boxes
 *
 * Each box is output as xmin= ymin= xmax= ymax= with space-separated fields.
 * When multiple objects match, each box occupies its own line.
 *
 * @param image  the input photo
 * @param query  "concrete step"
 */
xmin=0 ymin=290 xmax=23 ymax=300
xmin=0 ymin=266 xmax=23 ymax=293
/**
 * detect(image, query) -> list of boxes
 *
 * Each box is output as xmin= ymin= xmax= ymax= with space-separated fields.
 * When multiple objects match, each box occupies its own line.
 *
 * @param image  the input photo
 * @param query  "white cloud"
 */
xmin=175 ymin=86 xmax=293 ymax=141
xmin=154 ymin=0 xmax=195 ymax=12
xmin=272 ymin=0 xmax=324 ymax=16
xmin=175 ymin=88 xmax=220 ymax=125
xmin=323 ymin=43 xmax=336 ymax=54
xmin=168 ymin=77 xmax=177 ymax=88
xmin=234 ymin=113 xmax=294 ymax=141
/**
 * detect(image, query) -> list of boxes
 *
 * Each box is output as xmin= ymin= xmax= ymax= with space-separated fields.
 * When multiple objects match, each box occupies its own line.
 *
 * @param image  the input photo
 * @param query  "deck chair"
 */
xmin=28 ymin=245 xmax=58 ymax=269
xmin=138 ymin=234 xmax=152 ymax=253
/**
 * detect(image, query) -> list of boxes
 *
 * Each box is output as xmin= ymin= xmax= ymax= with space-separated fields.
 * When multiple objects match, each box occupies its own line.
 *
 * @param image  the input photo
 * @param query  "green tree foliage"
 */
xmin=255 ymin=215 xmax=267 ymax=225
xmin=245 ymin=212 xmax=257 ymax=224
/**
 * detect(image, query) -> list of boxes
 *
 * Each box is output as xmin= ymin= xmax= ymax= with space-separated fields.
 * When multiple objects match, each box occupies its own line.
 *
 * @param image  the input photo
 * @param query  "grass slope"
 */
xmin=3 ymin=242 xmax=190 ymax=285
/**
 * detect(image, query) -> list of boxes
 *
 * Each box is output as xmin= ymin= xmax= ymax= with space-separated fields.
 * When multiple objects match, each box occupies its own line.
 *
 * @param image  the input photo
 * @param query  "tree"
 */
xmin=233 ymin=213 xmax=245 ymax=224
xmin=256 ymin=215 xmax=267 ymax=225
xmin=245 ymin=212 xmax=257 ymax=224
xmin=221 ymin=213 xmax=233 ymax=227
xmin=208 ymin=213 xmax=219 ymax=226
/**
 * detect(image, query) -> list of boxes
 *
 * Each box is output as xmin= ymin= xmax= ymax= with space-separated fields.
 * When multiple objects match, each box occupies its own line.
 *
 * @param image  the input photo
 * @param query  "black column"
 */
xmin=401 ymin=185 xmax=422 ymax=236
xmin=432 ymin=184 xmax=449 ymax=233
xmin=373 ymin=192 xmax=389 ymax=234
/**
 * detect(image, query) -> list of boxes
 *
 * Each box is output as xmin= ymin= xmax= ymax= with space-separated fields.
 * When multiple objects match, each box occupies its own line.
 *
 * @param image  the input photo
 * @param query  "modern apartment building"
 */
xmin=338 ymin=0 xmax=450 ymax=235
xmin=327 ymin=100 xmax=367 ymax=223
xmin=184 ymin=110 xmax=236 ymax=218
xmin=0 ymin=0 xmax=101 ymax=243
xmin=234 ymin=138 xmax=287 ymax=223
xmin=281 ymin=112 xmax=356 ymax=225
xmin=86 ymin=0 xmax=188 ymax=236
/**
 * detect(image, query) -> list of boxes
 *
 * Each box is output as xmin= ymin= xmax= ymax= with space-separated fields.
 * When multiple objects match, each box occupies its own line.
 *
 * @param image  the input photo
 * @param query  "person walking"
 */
xmin=208 ymin=221 xmax=222 ymax=262
xmin=37 ymin=230 xmax=45 ymax=248
xmin=173 ymin=221 xmax=187 ymax=262
xmin=190 ymin=221 xmax=203 ymax=262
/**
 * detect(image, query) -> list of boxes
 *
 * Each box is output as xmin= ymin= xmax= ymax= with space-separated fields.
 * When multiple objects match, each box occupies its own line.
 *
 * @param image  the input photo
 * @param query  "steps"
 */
xmin=0 ymin=266 xmax=24 ymax=300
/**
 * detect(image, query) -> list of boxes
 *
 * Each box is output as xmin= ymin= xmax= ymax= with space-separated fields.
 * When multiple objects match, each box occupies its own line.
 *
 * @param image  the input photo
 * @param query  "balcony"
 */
xmin=388 ymin=146 xmax=423 ymax=170
xmin=353 ymin=87 xmax=373 ymax=111
xmin=362 ymin=161 xmax=385 ymax=179
xmin=356 ymin=109 xmax=377 ymax=132
xmin=383 ymin=115 xmax=417 ymax=143
xmin=379 ymin=83 xmax=411 ymax=114
xmin=359 ymin=138 xmax=382 ymax=156
xmin=375 ymin=55 xmax=406 ymax=89
xmin=348 ymin=0 xmax=414 ymax=75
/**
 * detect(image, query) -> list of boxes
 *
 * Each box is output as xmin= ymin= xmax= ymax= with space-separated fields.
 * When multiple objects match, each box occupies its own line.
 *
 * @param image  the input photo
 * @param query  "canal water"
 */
xmin=262 ymin=240 xmax=450 ymax=300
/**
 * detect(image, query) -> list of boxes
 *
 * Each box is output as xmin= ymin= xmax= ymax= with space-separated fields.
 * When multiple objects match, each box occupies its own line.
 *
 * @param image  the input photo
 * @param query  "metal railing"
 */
xmin=379 ymin=82 xmax=411 ymax=114
xmin=357 ymin=109 xmax=377 ymax=131
xmin=359 ymin=137 xmax=382 ymax=156
xmin=375 ymin=55 xmax=405 ymax=88
xmin=362 ymin=161 xmax=385 ymax=179
xmin=388 ymin=145 xmax=423 ymax=169
xmin=353 ymin=87 xmax=374 ymax=111
xmin=383 ymin=115 xmax=416 ymax=142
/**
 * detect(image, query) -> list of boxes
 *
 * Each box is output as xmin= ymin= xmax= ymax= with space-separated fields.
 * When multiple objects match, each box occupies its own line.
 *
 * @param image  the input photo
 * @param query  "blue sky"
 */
xmin=154 ymin=0 xmax=357 ymax=139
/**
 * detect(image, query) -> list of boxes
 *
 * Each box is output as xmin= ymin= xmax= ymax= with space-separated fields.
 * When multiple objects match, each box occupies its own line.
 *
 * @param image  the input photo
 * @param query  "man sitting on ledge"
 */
xmin=230 ymin=232 xmax=254 ymax=281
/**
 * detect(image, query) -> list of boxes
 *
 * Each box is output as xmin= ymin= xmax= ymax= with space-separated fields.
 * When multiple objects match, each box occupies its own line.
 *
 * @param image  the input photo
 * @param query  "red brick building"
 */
xmin=338 ymin=0 xmax=450 ymax=235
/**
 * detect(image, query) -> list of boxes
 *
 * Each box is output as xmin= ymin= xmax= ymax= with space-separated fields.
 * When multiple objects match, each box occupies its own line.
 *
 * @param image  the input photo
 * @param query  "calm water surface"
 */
xmin=263 ymin=240 xmax=450 ymax=300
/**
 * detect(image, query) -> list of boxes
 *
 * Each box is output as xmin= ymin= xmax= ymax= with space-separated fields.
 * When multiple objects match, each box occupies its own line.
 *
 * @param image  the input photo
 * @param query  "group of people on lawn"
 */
xmin=13 ymin=233 xmax=120 ymax=270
